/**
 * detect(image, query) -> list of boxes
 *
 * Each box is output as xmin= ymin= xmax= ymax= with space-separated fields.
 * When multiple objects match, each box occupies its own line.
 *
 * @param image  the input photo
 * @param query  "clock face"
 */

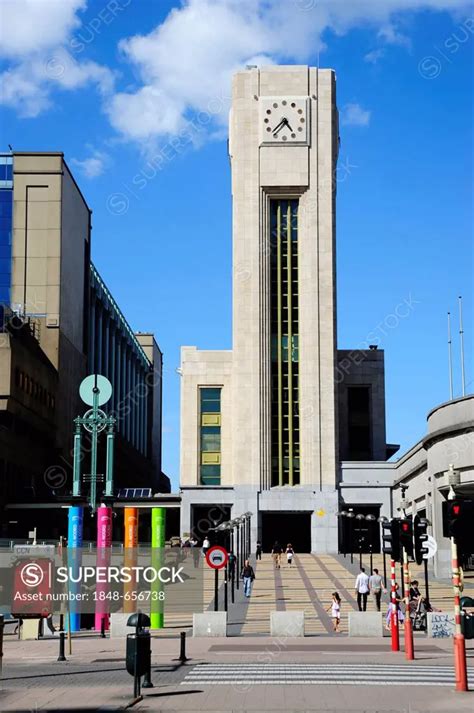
xmin=259 ymin=96 xmax=310 ymax=146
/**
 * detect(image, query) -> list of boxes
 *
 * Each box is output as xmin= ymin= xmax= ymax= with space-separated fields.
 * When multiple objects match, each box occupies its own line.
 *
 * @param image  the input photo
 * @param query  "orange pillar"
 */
xmin=124 ymin=508 xmax=139 ymax=613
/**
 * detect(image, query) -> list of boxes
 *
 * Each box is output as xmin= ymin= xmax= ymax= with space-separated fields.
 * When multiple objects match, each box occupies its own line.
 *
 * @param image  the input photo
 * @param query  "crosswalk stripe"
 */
xmin=181 ymin=663 xmax=474 ymax=686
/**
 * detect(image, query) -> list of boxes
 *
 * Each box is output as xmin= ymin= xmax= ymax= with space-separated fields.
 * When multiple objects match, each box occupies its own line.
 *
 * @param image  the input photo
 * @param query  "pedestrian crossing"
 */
xmin=181 ymin=662 xmax=474 ymax=686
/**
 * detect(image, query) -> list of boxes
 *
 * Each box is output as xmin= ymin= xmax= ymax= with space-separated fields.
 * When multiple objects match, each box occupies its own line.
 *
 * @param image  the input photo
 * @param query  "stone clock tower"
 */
xmin=180 ymin=66 xmax=340 ymax=552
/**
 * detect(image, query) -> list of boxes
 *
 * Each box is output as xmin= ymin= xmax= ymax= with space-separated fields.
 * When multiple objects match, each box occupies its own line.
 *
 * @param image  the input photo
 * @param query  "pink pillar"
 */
xmin=95 ymin=506 xmax=112 ymax=631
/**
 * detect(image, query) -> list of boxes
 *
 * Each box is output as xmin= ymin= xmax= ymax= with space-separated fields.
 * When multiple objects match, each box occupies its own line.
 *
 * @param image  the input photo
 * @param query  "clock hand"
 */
xmin=272 ymin=119 xmax=285 ymax=135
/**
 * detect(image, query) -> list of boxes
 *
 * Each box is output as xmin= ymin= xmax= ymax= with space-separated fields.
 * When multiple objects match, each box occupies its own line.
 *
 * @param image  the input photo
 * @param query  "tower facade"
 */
xmin=180 ymin=66 xmax=340 ymax=551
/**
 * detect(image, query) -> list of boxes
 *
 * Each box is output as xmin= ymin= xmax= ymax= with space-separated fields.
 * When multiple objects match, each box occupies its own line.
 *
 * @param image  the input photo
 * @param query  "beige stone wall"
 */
xmin=230 ymin=66 xmax=338 ymax=489
xmin=180 ymin=347 xmax=233 ymax=487
xmin=181 ymin=66 xmax=338 ymax=493
xmin=11 ymin=153 xmax=90 ymax=450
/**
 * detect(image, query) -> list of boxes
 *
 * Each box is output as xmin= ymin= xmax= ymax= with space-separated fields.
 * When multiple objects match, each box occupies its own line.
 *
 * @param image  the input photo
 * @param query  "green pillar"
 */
xmin=151 ymin=507 xmax=166 ymax=629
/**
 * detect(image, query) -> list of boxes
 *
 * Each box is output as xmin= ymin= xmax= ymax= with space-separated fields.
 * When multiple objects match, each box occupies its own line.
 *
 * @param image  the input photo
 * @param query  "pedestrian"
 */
xmin=256 ymin=540 xmax=262 ymax=561
xmin=354 ymin=566 xmax=370 ymax=611
xmin=286 ymin=543 xmax=294 ymax=567
xmin=369 ymin=568 xmax=384 ymax=612
xmin=271 ymin=541 xmax=282 ymax=569
xmin=202 ymin=536 xmax=210 ymax=556
xmin=191 ymin=539 xmax=200 ymax=568
xmin=385 ymin=583 xmax=405 ymax=630
xmin=326 ymin=592 xmax=342 ymax=633
xmin=241 ymin=559 xmax=255 ymax=597
xmin=228 ymin=550 xmax=236 ymax=577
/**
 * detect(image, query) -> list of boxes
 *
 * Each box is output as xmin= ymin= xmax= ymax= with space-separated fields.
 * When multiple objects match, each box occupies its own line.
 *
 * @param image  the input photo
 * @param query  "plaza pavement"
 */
xmin=1 ymin=553 xmax=473 ymax=711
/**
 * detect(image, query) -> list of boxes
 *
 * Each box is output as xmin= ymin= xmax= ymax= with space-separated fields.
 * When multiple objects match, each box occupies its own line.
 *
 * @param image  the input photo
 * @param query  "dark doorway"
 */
xmin=340 ymin=504 xmax=381 ymax=554
xmin=261 ymin=511 xmax=312 ymax=553
xmin=191 ymin=505 xmax=231 ymax=547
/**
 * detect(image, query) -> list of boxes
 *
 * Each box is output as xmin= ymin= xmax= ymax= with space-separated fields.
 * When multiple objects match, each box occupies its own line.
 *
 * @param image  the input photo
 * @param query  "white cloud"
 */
xmin=364 ymin=48 xmax=386 ymax=64
xmin=104 ymin=0 xmax=470 ymax=143
xmin=0 ymin=0 xmax=114 ymax=117
xmin=71 ymin=147 xmax=109 ymax=178
xmin=378 ymin=23 xmax=411 ymax=48
xmin=0 ymin=0 xmax=86 ymax=58
xmin=0 ymin=0 xmax=470 ymax=143
xmin=341 ymin=103 xmax=371 ymax=127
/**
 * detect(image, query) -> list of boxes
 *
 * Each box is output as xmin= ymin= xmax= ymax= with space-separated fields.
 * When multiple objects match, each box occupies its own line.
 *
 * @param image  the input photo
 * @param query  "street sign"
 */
xmin=205 ymin=545 xmax=228 ymax=570
xmin=79 ymin=374 xmax=112 ymax=406
xmin=422 ymin=534 xmax=438 ymax=560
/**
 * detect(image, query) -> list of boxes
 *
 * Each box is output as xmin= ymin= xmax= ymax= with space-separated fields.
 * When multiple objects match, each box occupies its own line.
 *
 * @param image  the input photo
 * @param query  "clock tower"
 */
xmin=181 ymin=66 xmax=340 ymax=552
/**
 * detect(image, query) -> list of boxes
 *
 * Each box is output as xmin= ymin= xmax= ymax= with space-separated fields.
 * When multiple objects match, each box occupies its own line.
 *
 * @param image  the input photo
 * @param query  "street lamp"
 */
xmin=336 ymin=511 xmax=348 ymax=557
xmin=231 ymin=518 xmax=242 ymax=590
xmin=378 ymin=515 xmax=389 ymax=585
xmin=243 ymin=512 xmax=252 ymax=560
xmin=355 ymin=514 xmax=365 ymax=568
xmin=346 ymin=510 xmax=355 ymax=564
xmin=366 ymin=514 xmax=376 ymax=571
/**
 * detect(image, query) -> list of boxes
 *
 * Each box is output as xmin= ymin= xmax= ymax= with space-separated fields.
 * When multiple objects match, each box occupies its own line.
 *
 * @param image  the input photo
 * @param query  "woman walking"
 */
xmin=271 ymin=541 xmax=282 ymax=569
xmin=326 ymin=592 xmax=342 ymax=633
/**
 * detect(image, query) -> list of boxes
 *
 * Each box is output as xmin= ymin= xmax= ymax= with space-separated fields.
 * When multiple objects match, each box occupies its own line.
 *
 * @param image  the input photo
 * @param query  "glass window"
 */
xmin=201 ymin=433 xmax=221 ymax=451
xmin=200 ymin=387 xmax=221 ymax=402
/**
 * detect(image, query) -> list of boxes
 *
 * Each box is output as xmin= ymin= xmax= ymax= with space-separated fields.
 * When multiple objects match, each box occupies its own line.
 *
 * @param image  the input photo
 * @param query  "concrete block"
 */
xmin=21 ymin=618 xmax=41 ymax=640
xmin=270 ymin=611 xmax=305 ymax=637
xmin=348 ymin=612 xmax=384 ymax=637
xmin=193 ymin=612 xmax=227 ymax=637
xmin=110 ymin=613 xmax=133 ymax=638
xmin=427 ymin=612 xmax=455 ymax=638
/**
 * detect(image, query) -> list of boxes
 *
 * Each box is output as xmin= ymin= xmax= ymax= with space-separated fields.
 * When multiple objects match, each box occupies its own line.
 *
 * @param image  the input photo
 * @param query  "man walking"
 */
xmin=355 ymin=567 xmax=370 ymax=612
xmin=369 ymin=568 xmax=384 ymax=611
xmin=241 ymin=559 xmax=255 ymax=598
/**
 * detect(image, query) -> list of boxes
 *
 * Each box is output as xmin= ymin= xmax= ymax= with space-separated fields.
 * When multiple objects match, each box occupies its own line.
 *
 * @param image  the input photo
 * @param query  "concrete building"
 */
xmin=0 ymin=152 xmax=167 ymax=540
xmin=178 ymin=66 xmax=473 ymax=564
xmin=179 ymin=66 xmax=396 ymax=552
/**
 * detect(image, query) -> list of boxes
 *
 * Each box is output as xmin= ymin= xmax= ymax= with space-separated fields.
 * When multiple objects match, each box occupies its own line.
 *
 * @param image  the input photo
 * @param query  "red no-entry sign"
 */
xmin=205 ymin=545 xmax=228 ymax=570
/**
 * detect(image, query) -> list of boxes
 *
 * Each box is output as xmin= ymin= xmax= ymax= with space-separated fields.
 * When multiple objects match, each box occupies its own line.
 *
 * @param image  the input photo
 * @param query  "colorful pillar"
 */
xmin=151 ymin=507 xmax=166 ymax=629
xmin=124 ymin=508 xmax=139 ymax=613
xmin=67 ymin=506 xmax=83 ymax=632
xmin=95 ymin=505 xmax=112 ymax=631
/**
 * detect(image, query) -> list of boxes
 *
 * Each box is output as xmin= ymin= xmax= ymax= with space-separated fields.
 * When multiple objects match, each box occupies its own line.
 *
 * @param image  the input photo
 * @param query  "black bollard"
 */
xmin=100 ymin=617 xmax=106 ymax=639
xmin=0 ymin=614 xmax=4 ymax=677
xmin=57 ymin=631 xmax=67 ymax=662
xmin=59 ymin=613 xmax=64 ymax=632
xmin=142 ymin=633 xmax=153 ymax=688
xmin=179 ymin=631 xmax=189 ymax=663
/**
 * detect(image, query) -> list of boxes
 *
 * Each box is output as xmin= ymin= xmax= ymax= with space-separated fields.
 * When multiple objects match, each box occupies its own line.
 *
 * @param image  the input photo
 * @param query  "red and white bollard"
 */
xmin=452 ymin=537 xmax=468 ymax=691
xmin=403 ymin=548 xmax=414 ymax=660
xmin=390 ymin=558 xmax=400 ymax=652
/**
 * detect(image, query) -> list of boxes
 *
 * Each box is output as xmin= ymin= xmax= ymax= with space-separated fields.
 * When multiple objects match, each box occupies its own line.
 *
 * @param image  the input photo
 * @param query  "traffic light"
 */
xmin=413 ymin=515 xmax=429 ymax=565
xmin=399 ymin=518 xmax=414 ymax=559
xmin=442 ymin=499 xmax=474 ymax=541
xmin=382 ymin=518 xmax=401 ymax=562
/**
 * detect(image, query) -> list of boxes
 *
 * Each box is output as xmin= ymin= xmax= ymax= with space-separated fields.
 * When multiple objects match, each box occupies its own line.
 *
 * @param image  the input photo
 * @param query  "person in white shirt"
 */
xmin=369 ymin=568 xmax=384 ymax=611
xmin=355 ymin=567 xmax=370 ymax=611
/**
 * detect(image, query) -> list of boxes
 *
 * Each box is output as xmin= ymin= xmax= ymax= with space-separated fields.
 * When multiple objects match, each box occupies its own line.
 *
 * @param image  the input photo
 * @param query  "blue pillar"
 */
xmin=67 ymin=506 xmax=83 ymax=632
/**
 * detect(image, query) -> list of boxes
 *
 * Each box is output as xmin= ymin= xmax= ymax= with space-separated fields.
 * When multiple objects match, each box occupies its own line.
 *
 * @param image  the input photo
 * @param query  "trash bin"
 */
xmin=126 ymin=632 xmax=151 ymax=677
xmin=125 ymin=613 xmax=152 ymax=697
xmin=460 ymin=597 xmax=474 ymax=640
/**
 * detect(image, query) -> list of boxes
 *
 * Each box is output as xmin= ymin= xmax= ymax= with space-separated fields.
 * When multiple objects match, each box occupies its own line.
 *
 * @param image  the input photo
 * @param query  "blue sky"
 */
xmin=0 ymin=0 xmax=472 ymax=489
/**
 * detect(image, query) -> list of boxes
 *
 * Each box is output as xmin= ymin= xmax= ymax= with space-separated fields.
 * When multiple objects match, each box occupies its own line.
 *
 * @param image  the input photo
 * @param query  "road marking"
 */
xmin=181 ymin=663 xmax=474 ymax=687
